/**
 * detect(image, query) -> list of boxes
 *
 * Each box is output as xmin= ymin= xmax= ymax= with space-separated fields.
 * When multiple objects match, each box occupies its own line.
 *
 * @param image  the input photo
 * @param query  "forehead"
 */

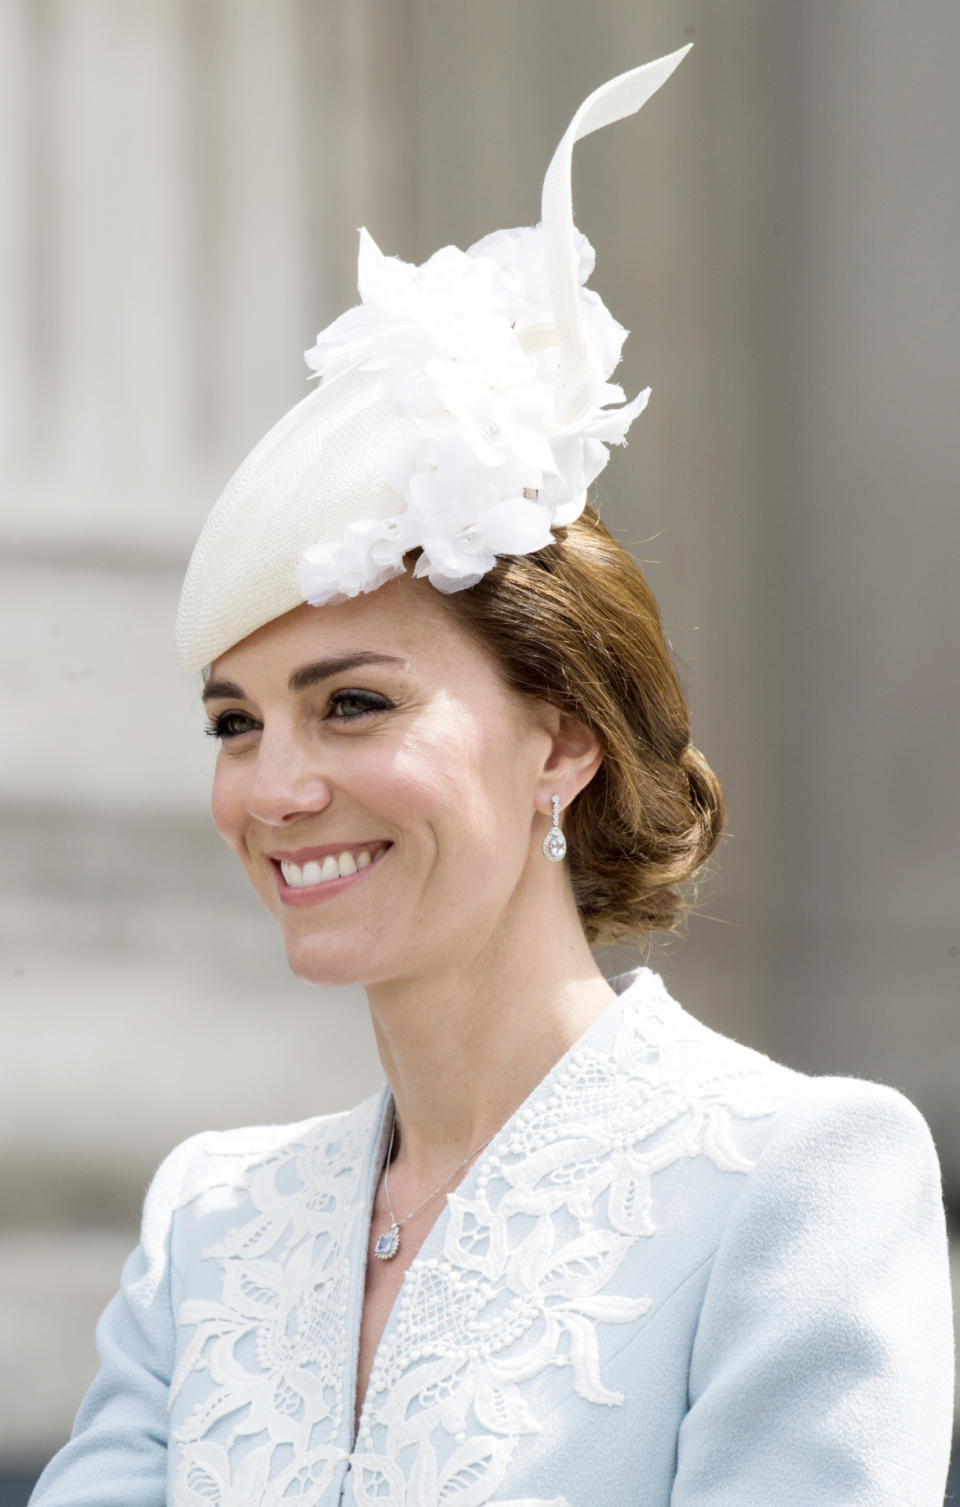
xmin=210 ymin=575 xmax=488 ymax=687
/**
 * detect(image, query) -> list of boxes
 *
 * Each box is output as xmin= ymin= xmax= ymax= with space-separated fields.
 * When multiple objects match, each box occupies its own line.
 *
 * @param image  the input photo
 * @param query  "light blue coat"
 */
xmin=30 ymin=968 xmax=955 ymax=1506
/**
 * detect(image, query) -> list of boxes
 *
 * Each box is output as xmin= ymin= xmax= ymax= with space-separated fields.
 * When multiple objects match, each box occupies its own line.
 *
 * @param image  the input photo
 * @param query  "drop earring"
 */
xmin=542 ymin=794 xmax=567 ymax=862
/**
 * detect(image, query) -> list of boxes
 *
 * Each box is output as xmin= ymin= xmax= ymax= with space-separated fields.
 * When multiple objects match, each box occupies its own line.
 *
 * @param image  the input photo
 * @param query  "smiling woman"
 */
xmin=200 ymin=577 xmax=600 ymax=994
xmin=28 ymin=45 xmax=953 ymax=1507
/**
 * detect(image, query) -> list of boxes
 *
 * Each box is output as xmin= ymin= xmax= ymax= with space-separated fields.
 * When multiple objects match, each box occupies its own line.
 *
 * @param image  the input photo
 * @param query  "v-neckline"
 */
xmin=348 ymin=1085 xmax=393 ymax=1450
xmin=344 ymin=969 xmax=653 ymax=1452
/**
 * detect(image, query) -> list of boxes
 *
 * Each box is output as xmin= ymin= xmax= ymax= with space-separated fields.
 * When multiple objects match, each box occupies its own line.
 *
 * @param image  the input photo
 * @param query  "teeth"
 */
xmin=279 ymin=844 xmax=387 ymax=888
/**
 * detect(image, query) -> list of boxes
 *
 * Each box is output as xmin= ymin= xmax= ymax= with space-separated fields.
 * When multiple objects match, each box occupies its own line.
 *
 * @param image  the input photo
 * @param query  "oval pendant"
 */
xmin=542 ymin=825 xmax=567 ymax=862
xmin=374 ymin=1224 xmax=400 ymax=1260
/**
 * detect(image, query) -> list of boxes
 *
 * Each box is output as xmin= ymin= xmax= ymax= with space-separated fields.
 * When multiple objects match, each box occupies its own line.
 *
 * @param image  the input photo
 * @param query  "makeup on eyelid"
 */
xmin=206 ymin=688 xmax=395 ymax=739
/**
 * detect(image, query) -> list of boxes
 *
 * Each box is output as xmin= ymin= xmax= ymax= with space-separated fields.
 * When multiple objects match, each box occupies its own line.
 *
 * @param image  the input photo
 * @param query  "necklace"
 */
xmin=373 ymin=1113 xmax=495 ymax=1261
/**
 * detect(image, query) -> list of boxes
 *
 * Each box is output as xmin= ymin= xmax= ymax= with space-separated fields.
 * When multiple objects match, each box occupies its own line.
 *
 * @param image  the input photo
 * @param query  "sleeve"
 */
xmin=670 ymin=1076 xmax=955 ymax=1507
xmin=28 ymin=1132 xmax=207 ymax=1507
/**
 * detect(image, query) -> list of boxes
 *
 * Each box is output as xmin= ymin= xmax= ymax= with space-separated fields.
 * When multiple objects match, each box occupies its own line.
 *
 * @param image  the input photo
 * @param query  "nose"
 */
xmin=243 ymin=726 xmax=333 ymax=827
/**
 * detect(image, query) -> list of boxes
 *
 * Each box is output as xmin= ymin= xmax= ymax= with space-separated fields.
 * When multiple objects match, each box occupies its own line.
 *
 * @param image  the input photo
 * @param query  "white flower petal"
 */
xmin=506 ymin=424 xmax=558 ymax=477
xmin=552 ymin=490 xmax=588 ymax=527
xmin=476 ymin=497 xmax=555 ymax=554
xmin=585 ymin=386 xmax=651 ymax=444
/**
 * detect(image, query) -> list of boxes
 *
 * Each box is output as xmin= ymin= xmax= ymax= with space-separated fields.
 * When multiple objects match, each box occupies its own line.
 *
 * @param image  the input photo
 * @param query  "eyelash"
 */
xmin=204 ymin=689 xmax=394 ymax=740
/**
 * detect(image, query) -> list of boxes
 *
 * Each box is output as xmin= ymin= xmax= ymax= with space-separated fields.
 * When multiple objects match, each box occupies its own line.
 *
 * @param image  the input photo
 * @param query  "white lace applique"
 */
xmin=167 ymin=980 xmax=782 ymax=1506
xmin=169 ymin=1106 xmax=379 ymax=1506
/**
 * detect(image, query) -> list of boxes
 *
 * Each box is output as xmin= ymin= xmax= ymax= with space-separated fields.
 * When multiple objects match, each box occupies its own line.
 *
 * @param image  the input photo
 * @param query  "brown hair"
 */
xmin=423 ymin=505 xmax=725 ymax=946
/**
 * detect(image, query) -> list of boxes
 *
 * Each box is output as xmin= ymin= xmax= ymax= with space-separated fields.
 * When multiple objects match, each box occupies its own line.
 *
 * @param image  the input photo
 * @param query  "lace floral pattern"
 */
xmin=170 ymin=1111 xmax=376 ymax=1505
xmin=167 ymin=977 xmax=781 ymax=1505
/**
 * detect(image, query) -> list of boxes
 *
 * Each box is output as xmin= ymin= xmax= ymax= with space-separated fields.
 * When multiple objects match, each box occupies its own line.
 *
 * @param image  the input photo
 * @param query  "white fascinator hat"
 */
xmin=176 ymin=45 xmax=692 ymax=674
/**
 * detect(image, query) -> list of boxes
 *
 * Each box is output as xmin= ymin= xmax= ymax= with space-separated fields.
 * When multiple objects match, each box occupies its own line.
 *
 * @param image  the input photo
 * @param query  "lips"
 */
xmin=278 ymin=844 xmax=389 ymax=888
xmin=266 ymin=841 xmax=392 ymax=898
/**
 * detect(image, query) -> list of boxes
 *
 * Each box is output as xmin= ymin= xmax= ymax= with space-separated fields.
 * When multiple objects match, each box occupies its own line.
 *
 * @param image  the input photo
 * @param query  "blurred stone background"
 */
xmin=1 ymin=0 xmax=957 ymax=1499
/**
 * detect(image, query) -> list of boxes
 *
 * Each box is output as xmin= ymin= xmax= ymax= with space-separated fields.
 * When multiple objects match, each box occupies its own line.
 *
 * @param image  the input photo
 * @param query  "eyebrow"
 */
xmin=201 ymin=651 xmax=407 ymax=703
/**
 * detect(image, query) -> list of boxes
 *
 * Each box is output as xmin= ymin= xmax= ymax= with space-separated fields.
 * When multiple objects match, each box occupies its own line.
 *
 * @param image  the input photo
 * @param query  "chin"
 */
xmin=280 ymin=929 xmax=387 ymax=990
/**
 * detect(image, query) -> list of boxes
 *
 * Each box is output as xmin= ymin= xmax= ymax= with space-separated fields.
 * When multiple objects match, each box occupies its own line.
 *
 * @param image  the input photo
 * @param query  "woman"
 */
xmin=30 ymin=48 xmax=953 ymax=1507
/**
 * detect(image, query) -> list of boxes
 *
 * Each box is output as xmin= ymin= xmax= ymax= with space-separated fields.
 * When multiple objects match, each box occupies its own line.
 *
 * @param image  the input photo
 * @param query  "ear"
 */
xmin=531 ymin=704 xmax=603 ymax=817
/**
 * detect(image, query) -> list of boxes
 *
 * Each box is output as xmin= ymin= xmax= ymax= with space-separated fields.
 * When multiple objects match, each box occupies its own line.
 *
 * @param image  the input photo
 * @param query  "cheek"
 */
xmin=393 ymin=719 xmax=535 ymax=856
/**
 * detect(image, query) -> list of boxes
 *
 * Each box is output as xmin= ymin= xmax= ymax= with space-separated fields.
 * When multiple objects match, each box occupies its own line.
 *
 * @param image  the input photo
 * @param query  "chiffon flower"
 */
xmin=298 ymin=222 xmax=648 ymax=606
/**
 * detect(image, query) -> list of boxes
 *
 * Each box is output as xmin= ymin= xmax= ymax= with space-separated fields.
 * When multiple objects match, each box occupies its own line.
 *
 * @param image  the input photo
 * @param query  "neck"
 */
xmin=365 ymin=891 xmax=616 ymax=1180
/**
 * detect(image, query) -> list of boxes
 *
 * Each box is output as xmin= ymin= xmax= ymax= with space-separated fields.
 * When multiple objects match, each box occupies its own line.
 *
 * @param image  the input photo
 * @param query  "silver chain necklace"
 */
xmin=373 ymin=1113 xmax=495 ymax=1261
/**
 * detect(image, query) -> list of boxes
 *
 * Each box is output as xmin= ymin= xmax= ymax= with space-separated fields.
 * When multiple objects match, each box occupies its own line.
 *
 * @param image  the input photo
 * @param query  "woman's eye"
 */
xmin=327 ymin=689 xmax=393 ymax=720
xmin=203 ymin=691 xmax=391 ymax=739
xmin=205 ymin=711 xmax=259 ymax=740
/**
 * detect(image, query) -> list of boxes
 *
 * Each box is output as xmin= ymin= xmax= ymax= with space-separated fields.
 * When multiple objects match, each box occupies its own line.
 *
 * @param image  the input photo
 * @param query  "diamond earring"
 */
xmin=542 ymin=794 xmax=567 ymax=862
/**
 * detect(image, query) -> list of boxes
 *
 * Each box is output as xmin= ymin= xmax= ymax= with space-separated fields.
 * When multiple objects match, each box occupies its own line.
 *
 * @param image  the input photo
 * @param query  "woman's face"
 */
xmin=204 ymin=575 xmax=563 ymax=987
